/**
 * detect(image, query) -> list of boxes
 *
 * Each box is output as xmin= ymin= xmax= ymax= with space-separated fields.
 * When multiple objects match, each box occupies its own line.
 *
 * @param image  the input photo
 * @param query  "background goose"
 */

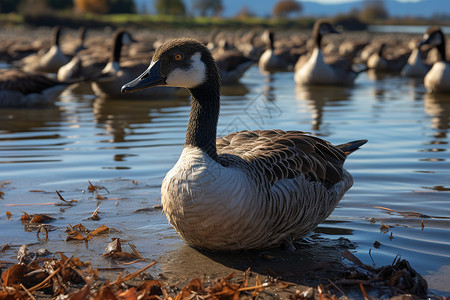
xmin=90 ymin=29 xmax=179 ymax=99
xmin=294 ymin=20 xmax=360 ymax=86
xmin=22 ymin=26 xmax=70 ymax=73
xmin=367 ymin=42 xmax=409 ymax=73
xmin=212 ymin=40 xmax=255 ymax=85
xmin=0 ymin=69 xmax=72 ymax=108
xmin=420 ymin=27 xmax=450 ymax=93
xmin=57 ymin=28 xmax=135 ymax=82
xmin=401 ymin=41 xmax=431 ymax=78
xmin=121 ymin=38 xmax=367 ymax=251
xmin=258 ymin=30 xmax=293 ymax=73
xmin=62 ymin=27 xmax=88 ymax=58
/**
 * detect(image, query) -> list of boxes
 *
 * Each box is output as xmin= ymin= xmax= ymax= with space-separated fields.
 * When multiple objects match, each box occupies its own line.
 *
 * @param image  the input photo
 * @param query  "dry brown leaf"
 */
xmin=380 ymin=224 xmax=390 ymax=233
xmin=117 ymin=287 xmax=137 ymax=300
xmin=30 ymin=214 xmax=55 ymax=223
xmin=89 ymin=225 xmax=110 ymax=236
xmin=66 ymin=231 xmax=86 ymax=241
xmin=104 ymin=238 xmax=122 ymax=255
xmin=6 ymin=211 xmax=12 ymax=219
xmin=66 ymin=284 xmax=91 ymax=300
xmin=87 ymin=180 xmax=98 ymax=192
xmin=1 ymin=264 xmax=27 ymax=286
xmin=20 ymin=211 xmax=30 ymax=221
xmin=94 ymin=285 xmax=117 ymax=300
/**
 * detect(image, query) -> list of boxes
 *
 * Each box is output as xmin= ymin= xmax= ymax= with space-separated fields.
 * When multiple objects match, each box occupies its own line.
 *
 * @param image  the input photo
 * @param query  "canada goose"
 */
xmin=401 ymin=43 xmax=431 ymax=78
xmin=0 ymin=69 xmax=71 ymax=108
xmin=294 ymin=20 xmax=360 ymax=86
xmin=212 ymin=40 xmax=255 ymax=85
xmin=22 ymin=26 xmax=70 ymax=73
xmin=63 ymin=27 xmax=88 ymax=57
xmin=121 ymin=38 xmax=367 ymax=251
xmin=420 ymin=27 xmax=450 ymax=93
xmin=91 ymin=30 xmax=179 ymax=99
xmin=367 ymin=43 xmax=409 ymax=73
xmin=57 ymin=29 xmax=135 ymax=82
xmin=258 ymin=30 xmax=293 ymax=72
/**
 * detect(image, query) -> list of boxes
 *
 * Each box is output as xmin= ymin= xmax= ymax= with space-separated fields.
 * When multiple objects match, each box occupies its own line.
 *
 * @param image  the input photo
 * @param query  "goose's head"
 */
xmin=122 ymin=38 xmax=217 ymax=94
xmin=312 ymin=20 xmax=339 ymax=47
xmin=420 ymin=27 xmax=444 ymax=47
xmin=419 ymin=27 xmax=446 ymax=61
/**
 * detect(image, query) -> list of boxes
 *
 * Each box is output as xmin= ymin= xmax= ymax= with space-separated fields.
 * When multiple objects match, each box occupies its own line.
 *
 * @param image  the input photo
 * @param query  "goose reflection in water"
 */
xmin=93 ymin=97 xmax=188 ymax=144
xmin=295 ymin=85 xmax=352 ymax=131
xmin=424 ymin=93 xmax=450 ymax=139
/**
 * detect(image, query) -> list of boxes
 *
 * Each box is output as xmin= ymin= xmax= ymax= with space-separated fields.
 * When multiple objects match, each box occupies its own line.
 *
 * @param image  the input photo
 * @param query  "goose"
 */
xmin=212 ymin=40 xmax=255 ymax=85
xmin=420 ymin=27 xmax=450 ymax=93
xmin=0 ymin=69 xmax=72 ymax=108
xmin=121 ymin=38 xmax=367 ymax=251
xmin=91 ymin=30 xmax=179 ymax=99
xmin=258 ymin=30 xmax=293 ymax=73
xmin=22 ymin=26 xmax=70 ymax=73
xmin=57 ymin=29 xmax=136 ymax=82
xmin=294 ymin=20 xmax=361 ymax=86
xmin=366 ymin=43 xmax=409 ymax=73
xmin=63 ymin=27 xmax=88 ymax=57
xmin=401 ymin=41 xmax=431 ymax=78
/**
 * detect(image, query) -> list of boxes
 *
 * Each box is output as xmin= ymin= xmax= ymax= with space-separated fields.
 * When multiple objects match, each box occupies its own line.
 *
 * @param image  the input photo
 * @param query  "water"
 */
xmin=369 ymin=24 xmax=450 ymax=34
xmin=1 ymin=65 xmax=449 ymax=295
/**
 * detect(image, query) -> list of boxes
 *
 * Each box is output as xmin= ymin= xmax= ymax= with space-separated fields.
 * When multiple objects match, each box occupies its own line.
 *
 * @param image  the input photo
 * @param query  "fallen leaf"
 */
xmin=30 ymin=214 xmax=55 ymax=223
xmin=66 ymin=231 xmax=86 ymax=241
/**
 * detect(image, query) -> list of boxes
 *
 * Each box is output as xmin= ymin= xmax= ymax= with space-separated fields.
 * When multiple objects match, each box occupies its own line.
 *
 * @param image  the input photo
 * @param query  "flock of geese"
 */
xmin=1 ymin=20 xmax=449 ymax=250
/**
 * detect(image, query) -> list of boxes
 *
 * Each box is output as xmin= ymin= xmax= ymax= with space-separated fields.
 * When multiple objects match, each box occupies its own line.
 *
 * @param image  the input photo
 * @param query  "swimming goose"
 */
xmin=294 ymin=20 xmax=360 ymax=86
xmin=367 ymin=43 xmax=409 ymax=73
xmin=0 ymin=69 xmax=71 ymax=108
xmin=121 ymin=38 xmax=367 ymax=251
xmin=420 ymin=27 xmax=450 ymax=93
xmin=212 ymin=40 xmax=255 ymax=85
xmin=258 ymin=30 xmax=293 ymax=72
xmin=63 ymin=27 xmax=88 ymax=57
xmin=57 ymin=29 xmax=135 ymax=82
xmin=22 ymin=26 xmax=70 ymax=73
xmin=401 ymin=42 xmax=431 ymax=78
xmin=91 ymin=30 xmax=179 ymax=99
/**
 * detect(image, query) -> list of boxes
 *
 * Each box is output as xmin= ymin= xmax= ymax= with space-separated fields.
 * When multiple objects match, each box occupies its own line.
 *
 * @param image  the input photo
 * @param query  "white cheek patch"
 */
xmin=166 ymin=52 xmax=206 ymax=88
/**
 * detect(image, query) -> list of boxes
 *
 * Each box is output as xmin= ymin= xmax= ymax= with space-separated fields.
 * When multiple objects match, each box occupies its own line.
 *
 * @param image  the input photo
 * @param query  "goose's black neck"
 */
xmin=52 ymin=26 xmax=61 ymax=47
xmin=110 ymin=31 xmax=124 ymax=63
xmin=268 ymin=32 xmax=275 ymax=50
xmin=437 ymin=34 xmax=447 ymax=62
xmin=313 ymin=29 xmax=322 ymax=49
xmin=185 ymin=61 xmax=221 ymax=160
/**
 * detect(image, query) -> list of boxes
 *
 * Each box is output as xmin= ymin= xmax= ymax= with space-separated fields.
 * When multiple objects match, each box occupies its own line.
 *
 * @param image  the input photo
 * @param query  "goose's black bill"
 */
xmin=121 ymin=60 xmax=166 ymax=93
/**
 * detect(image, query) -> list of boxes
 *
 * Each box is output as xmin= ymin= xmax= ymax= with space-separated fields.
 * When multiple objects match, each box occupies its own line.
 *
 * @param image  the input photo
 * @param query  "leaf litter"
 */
xmin=0 ymin=180 xmax=442 ymax=299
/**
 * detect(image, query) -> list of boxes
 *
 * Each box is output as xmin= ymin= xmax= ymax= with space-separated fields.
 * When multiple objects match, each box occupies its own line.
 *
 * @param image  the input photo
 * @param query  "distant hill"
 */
xmin=134 ymin=0 xmax=449 ymax=18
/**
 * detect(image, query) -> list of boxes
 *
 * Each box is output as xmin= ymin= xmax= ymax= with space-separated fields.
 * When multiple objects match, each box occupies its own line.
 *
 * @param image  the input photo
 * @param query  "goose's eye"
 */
xmin=174 ymin=53 xmax=183 ymax=61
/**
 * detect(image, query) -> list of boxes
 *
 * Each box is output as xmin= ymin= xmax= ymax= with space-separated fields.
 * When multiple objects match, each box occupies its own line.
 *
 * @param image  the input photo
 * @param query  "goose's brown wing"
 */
xmin=0 ymin=69 xmax=63 ymax=95
xmin=216 ymin=130 xmax=358 ymax=187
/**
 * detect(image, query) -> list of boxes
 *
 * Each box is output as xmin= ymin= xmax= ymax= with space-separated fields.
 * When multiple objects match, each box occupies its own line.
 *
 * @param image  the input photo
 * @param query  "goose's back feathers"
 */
xmin=0 ymin=69 xmax=69 ymax=107
xmin=216 ymin=129 xmax=355 ymax=187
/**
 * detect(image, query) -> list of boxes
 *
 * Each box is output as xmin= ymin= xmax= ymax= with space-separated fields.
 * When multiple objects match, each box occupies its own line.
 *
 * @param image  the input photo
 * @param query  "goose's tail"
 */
xmin=337 ymin=139 xmax=368 ymax=156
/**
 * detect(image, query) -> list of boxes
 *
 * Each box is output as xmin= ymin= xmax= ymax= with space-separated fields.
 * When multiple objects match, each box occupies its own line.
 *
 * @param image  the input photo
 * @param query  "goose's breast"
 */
xmin=161 ymin=147 xmax=261 ymax=249
xmin=425 ymin=62 xmax=450 ymax=92
xmin=295 ymin=49 xmax=336 ymax=85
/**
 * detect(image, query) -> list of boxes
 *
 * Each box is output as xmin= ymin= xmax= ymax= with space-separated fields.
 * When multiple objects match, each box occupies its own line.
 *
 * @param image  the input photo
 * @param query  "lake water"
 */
xmin=1 ymin=63 xmax=449 ymax=296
